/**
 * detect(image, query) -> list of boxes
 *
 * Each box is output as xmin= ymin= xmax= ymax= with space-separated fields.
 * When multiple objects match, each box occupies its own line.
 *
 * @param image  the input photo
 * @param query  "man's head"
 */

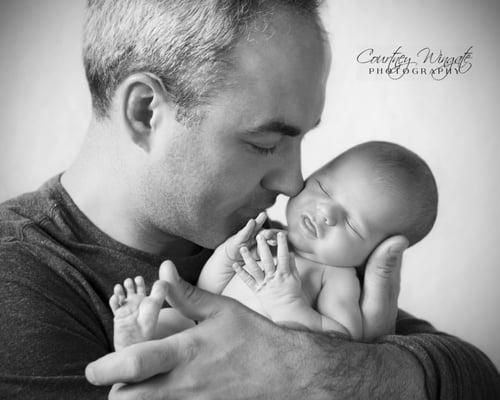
xmin=286 ymin=141 xmax=438 ymax=266
xmin=83 ymin=0 xmax=324 ymax=125
xmin=82 ymin=1 xmax=330 ymax=250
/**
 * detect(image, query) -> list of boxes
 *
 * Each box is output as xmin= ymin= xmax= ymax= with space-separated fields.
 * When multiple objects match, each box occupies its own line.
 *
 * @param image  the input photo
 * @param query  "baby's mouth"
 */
xmin=300 ymin=214 xmax=319 ymax=239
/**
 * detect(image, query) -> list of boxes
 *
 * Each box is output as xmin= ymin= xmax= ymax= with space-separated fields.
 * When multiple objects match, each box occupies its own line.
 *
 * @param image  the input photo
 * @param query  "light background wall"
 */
xmin=1 ymin=0 xmax=499 ymax=369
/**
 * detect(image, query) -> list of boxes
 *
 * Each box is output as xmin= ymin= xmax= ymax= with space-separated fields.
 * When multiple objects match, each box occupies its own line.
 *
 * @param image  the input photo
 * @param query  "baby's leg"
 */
xmin=109 ymin=276 xmax=167 ymax=351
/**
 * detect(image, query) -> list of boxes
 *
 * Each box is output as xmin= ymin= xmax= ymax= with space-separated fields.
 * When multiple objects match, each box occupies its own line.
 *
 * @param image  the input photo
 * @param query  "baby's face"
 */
xmin=286 ymin=155 xmax=408 ymax=267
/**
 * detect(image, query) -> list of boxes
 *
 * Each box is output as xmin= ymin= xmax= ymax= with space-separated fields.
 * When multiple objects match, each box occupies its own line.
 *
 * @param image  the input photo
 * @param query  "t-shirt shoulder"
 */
xmin=0 ymin=185 xmax=60 ymax=243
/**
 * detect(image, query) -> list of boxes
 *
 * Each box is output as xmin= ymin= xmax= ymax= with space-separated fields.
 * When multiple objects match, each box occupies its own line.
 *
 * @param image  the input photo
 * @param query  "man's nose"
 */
xmin=261 ymin=145 xmax=304 ymax=197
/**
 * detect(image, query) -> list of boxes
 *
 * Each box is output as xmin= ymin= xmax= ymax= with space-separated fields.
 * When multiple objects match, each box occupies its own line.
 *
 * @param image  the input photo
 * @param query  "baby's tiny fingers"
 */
xmin=254 ymin=211 xmax=268 ymax=230
xmin=276 ymin=232 xmax=290 ymax=274
xmin=237 ymin=219 xmax=256 ymax=242
xmin=232 ymin=263 xmax=258 ymax=291
xmin=257 ymin=234 xmax=276 ymax=277
xmin=260 ymin=229 xmax=282 ymax=246
xmin=240 ymin=247 xmax=265 ymax=282
xmin=289 ymin=252 xmax=299 ymax=277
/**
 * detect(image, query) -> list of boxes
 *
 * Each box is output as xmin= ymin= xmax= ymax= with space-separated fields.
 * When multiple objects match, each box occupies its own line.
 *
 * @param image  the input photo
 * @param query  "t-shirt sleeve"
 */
xmin=380 ymin=309 xmax=500 ymax=399
xmin=0 ymin=241 xmax=111 ymax=399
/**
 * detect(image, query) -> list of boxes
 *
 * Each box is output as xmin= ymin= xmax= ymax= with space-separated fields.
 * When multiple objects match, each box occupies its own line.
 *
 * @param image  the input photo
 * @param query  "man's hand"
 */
xmin=361 ymin=235 xmax=408 ymax=341
xmin=85 ymin=235 xmax=409 ymax=399
xmin=86 ymin=260 xmax=309 ymax=399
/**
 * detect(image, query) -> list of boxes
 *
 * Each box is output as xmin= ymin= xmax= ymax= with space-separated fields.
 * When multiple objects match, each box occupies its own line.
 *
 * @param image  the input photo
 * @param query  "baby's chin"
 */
xmin=287 ymin=227 xmax=309 ymax=252
xmin=287 ymin=229 xmax=330 ymax=264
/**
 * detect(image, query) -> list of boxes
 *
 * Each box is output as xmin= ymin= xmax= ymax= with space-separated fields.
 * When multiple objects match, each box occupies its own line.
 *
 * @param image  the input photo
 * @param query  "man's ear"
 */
xmin=121 ymin=73 xmax=171 ymax=152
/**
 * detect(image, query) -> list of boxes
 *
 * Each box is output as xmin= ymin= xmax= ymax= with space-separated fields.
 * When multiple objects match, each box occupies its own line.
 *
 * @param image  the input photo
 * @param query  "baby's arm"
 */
xmin=315 ymin=267 xmax=362 ymax=340
xmin=197 ymin=212 xmax=267 ymax=294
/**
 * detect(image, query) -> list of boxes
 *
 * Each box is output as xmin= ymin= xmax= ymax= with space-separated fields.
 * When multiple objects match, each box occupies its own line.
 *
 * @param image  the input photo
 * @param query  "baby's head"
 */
xmin=286 ymin=141 xmax=438 ymax=267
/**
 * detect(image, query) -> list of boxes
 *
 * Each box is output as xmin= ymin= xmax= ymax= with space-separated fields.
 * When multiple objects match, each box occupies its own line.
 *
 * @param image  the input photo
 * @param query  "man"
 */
xmin=0 ymin=1 xmax=498 ymax=399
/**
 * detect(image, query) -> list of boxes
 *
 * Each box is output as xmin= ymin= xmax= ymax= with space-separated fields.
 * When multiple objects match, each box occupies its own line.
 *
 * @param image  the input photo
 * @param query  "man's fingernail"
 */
xmin=389 ymin=241 xmax=408 ymax=256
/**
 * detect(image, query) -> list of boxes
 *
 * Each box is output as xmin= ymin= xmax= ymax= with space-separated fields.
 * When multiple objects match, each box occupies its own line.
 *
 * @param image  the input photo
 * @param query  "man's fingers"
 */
xmin=86 ymin=335 xmax=190 ymax=385
xmin=361 ymin=235 xmax=408 ymax=339
xmin=363 ymin=235 xmax=408 ymax=291
xmin=159 ymin=260 xmax=229 ymax=321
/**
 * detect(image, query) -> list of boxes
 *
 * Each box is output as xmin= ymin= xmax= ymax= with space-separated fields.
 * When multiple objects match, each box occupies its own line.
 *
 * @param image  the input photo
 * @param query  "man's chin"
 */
xmin=189 ymin=227 xmax=236 ymax=250
xmin=190 ymin=214 xmax=260 ymax=249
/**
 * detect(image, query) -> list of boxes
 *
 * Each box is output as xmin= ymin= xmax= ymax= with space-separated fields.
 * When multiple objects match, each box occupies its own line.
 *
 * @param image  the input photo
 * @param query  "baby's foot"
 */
xmin=109 ymin=276 xmax=168 ymax=351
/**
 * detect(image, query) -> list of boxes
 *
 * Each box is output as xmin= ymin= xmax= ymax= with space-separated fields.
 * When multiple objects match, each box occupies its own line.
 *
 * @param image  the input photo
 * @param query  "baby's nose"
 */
xmin=324 ymin=215 xmax=337 ymax=226
xmin=317 ymin=203 xmax=339 ymax=226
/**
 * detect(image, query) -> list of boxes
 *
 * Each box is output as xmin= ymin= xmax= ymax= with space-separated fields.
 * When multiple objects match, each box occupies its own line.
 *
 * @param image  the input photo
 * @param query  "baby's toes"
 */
xmin=109 ymin=294 xmax=120 ymax=314
xmin=113 ymin=283 xmax=125 ymax=306
xmin=124 ymin=278 xmax=136 ymax=297
xmin=135 ymin=276 xmax=146 ymax=296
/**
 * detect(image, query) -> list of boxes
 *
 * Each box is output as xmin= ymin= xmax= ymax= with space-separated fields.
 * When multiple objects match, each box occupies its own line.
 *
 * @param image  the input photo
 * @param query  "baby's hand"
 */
xmin=233 ymin=232 xmax=308 ymax=318
xmin=224 ymin=211 xmax=267 ymax=262
xmin=257 ymin=228 xmax=285 ymax=247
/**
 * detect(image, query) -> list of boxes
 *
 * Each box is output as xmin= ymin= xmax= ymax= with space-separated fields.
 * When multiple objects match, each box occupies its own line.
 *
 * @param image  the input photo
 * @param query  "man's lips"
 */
xmin=300 ymin=214 xmax=319 ymax=239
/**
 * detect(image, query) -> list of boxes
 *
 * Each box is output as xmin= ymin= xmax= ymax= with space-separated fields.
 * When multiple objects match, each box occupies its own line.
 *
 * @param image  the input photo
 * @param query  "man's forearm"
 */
xmin=378 ymin=332 xmax=500 ymax=399
xmin=288 ymin=311 xmax=500 ymax=400
xmin=289 ymin=329 xmax=427 ymax=400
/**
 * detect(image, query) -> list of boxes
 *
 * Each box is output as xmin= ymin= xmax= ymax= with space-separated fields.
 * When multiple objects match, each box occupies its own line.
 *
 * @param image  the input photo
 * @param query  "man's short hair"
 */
xmin=342 ymin=141 xmax=439 ymax=246
xmin=83 ymin=0 xmax=322 ymax=124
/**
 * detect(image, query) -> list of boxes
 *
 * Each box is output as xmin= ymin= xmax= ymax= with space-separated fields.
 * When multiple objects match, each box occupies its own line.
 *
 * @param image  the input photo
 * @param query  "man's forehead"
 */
xmin=196 ymin=9 xmax=329 ymax=137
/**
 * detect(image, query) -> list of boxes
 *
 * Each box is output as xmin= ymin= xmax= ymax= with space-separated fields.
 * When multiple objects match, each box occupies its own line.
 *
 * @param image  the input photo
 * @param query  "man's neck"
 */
xmin=61 ymin=128 xmax=200 ymax=258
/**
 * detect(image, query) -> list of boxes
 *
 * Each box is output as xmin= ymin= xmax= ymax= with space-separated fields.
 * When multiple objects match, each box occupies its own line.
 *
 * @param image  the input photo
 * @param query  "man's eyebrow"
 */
xmin=246 ymin=119 xmax=321 ymax=137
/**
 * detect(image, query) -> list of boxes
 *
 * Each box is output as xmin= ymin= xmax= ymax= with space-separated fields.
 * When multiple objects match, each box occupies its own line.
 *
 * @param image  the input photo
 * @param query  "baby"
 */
xmin=110 ymin=141 xmax=438 ymax=349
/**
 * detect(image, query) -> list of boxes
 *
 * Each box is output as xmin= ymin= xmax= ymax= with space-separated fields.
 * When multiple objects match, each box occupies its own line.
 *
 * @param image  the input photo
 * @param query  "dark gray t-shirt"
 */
xmin=1 ymin=175 xmax=499 ymax=399
xmin=0 ymin=175 xmax=212 ymax=398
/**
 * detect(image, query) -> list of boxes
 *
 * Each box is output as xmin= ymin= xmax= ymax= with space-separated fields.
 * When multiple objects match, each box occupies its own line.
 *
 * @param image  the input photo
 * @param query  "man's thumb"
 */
xmin=361 ymin=236 xmax=408 ymax=340
xmin=159 ymin=260 xmax=226 ymax=322
xmin=365 ymin=235 xmax=408 ymax=287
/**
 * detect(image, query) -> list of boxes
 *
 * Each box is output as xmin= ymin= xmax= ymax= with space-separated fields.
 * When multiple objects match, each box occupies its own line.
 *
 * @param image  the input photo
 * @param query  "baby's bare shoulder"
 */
xmin=295 ymin=257 xmax=357 ymax=286
xmin=321 ymin=265 xmax=358 ymax=290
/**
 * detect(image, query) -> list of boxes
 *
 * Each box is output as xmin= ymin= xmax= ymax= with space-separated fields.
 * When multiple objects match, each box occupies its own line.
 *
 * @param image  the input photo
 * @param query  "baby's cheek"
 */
xmin=319 ymin=237 xmax=368 ymax=267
